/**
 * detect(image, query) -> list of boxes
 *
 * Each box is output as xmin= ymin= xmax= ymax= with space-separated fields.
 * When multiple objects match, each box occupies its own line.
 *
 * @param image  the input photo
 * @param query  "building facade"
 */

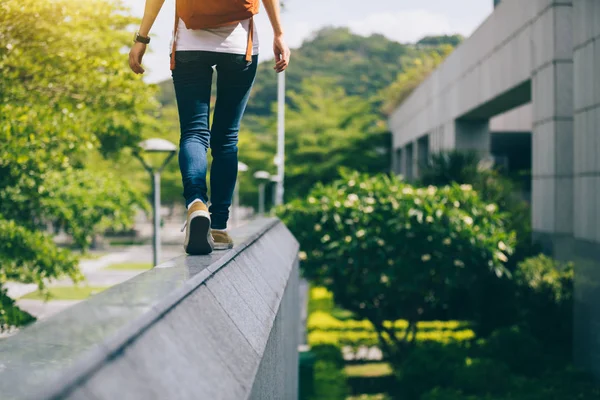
xmin=389 ymin=0 xmax=600 ymax=378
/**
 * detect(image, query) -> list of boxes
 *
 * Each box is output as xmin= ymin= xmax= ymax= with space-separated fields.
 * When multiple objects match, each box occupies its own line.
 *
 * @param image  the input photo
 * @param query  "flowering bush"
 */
xmin=278 ymin=171 xmax=515 ymax=360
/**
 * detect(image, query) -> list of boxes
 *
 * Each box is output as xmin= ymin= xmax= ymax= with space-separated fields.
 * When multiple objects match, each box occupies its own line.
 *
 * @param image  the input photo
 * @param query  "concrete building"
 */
xmin=389 ymin=0 xmax=600 ymax=378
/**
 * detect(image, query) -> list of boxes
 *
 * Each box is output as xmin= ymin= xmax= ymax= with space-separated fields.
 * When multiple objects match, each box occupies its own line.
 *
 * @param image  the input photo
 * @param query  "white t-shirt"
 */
xmin=174 ymin=18 xmax=259 ymax=56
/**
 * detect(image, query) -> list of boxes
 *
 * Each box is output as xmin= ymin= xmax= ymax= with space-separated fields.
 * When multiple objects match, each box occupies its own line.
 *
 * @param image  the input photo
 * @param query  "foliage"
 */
xmin=0 ymin=288 xmax=35 ymax=330
xmin=347 ymin=395 xmax=391 ymax=400
xmin=418 ymin=150 xmax=538 ymax=335
xmin=0 ymin=0 xmax=155 ymax=327
xmin=311 ymin=359 xmax=349 ymax=400
xmin=311 ymin=344 xmax=346 ymax=370
xmin=251 ymin=78 xmax=390 ymax=202
xmin=395 ymin=342 xmax=467 ymax=398
xmin=420 ymin=369 xmax=600 ymax=400
xmin=308 ymin=328 xmax=475 ymax=350
xmin=477 ymin=326 xmax=543 ymax=377
xmin=305 ymin=284 xmax=597 ymax=400
xmin=105 ymin=262 xmax=153 ymax=271
xmin=281 ymin=171 xmax=515 ymax=365
xmin=418 ymin=151 xmax=481 ymax=187
xmin=379 ymin=45 xmax=455 ymax=115
xmin=345 ymin=363 xmax=392 ymax=378
xmin=20 ymin=286 xmax=109 ymax=301
xmin=308 ymin=311 xmax=469 ymax=333
xmin=419 ymin=150 xmax=535 ymax=262
xmin=247 ymin=27 xmax=420 ymax=117
xmin=513 ymin=255 xmax=574 ymax=359
xmin=398 ymin=335 xmax=600 ymax=400
xmin=417 ymin=35 xmax=465 ymax=48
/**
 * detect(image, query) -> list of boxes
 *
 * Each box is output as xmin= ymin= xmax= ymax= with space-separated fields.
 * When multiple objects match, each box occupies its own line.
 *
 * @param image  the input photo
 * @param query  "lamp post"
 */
xmin=133 ymin=138 xmax=177 ymax=267
xmin=233 ymin=161 xmax=249 ymax=227
xmin=253 ymin=170 xmax=271 ymax=216
xmin=270 ymin=175 xmax=280 ymax=209
xmin=274 ymin=71 xmax=286 ymax=206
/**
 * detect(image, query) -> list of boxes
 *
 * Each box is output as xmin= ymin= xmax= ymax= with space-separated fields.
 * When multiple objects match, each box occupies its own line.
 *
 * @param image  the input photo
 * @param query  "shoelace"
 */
xmin=180 ymin=220 xmax=187 ymax=233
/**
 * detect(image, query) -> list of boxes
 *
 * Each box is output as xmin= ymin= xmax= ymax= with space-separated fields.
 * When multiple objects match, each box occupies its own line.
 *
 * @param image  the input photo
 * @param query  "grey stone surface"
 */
xmin=249 ymin=258 xmax=299 ymax=400
xmin=205 ymin=268 xmax=272 ymax=354
xmin=572 ymin=0 xmax=600 ymax=379
xmin=0 ymin=218 xmax=300 ymax=400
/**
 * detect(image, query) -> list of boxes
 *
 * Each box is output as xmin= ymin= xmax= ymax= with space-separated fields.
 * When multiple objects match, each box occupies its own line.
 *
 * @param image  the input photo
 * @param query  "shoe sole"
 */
xmin=213 ymin=242 xmax=234 ymax=251
xmin=184 ymin=210 xmax=214 ymax=255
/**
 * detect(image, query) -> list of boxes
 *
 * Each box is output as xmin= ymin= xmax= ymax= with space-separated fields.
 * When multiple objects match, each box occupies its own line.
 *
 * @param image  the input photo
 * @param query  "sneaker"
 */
xmin=182 ymin=202 xmax=214 ymax=255
xmin=212 ymin=230 xmax=234 ymax=250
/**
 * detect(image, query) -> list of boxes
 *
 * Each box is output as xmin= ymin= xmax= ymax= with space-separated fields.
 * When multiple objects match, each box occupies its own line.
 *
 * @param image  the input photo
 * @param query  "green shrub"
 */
xmin=514 ymin=254 xmax=573 ymax=360
xmin=420 ymin=388 xmax=478 ymax=400
xmin=453 ymin=358 xmax=512 ymax=396
xmin=421 ymin=367 xmax=600 ymax=400
xmin=419 ymin=151 xmax=480 ymax=187
xmin=310 ymin=344 xmax=345 ymax=369
xmin=310 ymin=360 xmax=348 ymax=400
xmin=279 ymin=171 xmax=515 ymax=367
xmin=308 ymin=287 xmax=335 ymax=314
xmin=478 ymin=326 xmax=544 ymax=377
xmin=419 ymin=150 xmax=540 ymax=337
xmin=395 ymin=342 xmax=466 ymax=399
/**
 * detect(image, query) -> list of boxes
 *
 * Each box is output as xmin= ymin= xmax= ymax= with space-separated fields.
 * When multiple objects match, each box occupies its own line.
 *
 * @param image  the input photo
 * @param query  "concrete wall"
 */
xmin=0 ymin=219 xmax=300 ymax=400
xmin=572 ymin=0 xmax=600 ymax=378
xmin=490 ymin=103 xmax=532 ymax=131
xmin=390 ymin=1 xmax=573 ymax=224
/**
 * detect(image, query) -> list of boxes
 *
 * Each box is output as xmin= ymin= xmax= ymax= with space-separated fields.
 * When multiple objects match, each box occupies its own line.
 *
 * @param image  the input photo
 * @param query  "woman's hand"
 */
xmin=273 ymin=34 xmax=290 ymax=73
xmin=129 ymin=42 xmax=147 ymax=74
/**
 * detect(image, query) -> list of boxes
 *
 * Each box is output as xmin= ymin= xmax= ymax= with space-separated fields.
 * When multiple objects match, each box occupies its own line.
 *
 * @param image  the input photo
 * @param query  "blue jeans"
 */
xmin=171 ymin=51 xmax=258 ymax=230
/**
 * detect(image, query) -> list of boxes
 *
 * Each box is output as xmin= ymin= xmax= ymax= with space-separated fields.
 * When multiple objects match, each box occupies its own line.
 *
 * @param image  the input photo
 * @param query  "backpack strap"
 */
xmin=245 ymin=17 xmax=254 ymax=62
xmin=170 ymin=7 xmax=179 ymax=70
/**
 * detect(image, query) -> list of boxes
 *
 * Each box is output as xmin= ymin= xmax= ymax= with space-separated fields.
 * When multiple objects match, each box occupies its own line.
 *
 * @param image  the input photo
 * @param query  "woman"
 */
xmin=129 ymin=0 xmax=290 ymax=255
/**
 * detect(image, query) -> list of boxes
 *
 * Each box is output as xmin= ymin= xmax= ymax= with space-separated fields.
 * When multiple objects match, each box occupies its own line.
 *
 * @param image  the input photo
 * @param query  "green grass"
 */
xmin=20 ymin=286 xmax=109 ymax=301
xmin=108 ymin=238 xmax=148 ymax=246
xmin=105 ymin=262 xmax=153 ymax=271
xmin=345 ymin=363 xmax=393 ymax=378
xmin=80 ymin=252 xmax=107 ymax=260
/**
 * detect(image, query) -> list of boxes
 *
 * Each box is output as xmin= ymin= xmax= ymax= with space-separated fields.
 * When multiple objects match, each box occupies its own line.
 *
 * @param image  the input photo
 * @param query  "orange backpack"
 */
xmin=170 ymin=0 xmax=260 ymax=70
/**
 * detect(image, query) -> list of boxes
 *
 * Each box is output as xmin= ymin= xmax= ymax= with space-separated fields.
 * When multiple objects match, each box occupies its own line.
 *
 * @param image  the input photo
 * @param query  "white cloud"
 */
xmin=346 ymin=9 xmax=454 ymax=43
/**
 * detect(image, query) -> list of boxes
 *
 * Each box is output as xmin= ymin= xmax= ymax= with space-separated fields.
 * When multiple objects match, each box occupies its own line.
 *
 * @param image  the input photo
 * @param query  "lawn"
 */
xmin=79 ymin=252 xmax=107 ymax=260
xmin=20 ymin=286 xmax=109 ymax=301
xmin=345 ymin=363 xmax=393 ymax=378
xmin=105 ymin=262 xmax=153 ymax=271
xmin=305 ymin=286 xmax=472 ymax=400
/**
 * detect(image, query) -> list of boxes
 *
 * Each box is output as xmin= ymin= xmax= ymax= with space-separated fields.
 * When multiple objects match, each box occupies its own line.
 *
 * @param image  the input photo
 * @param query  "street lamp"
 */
xmin=254 ymin=170 xmax=271 ymax=216
xmin=133 ymin=138 xmax=177 ymax=267
xmin=270 ymin=175 xmax=280 ymax=209
xmin=275 ymin=71 xmax=286 ymax=206
xmin=233 ymin=161 xmax=249 ymax=227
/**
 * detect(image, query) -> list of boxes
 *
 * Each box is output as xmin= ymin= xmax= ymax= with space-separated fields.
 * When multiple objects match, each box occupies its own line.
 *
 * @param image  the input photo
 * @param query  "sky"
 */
xmin=123 ymin=0 xmax=494 ymax=83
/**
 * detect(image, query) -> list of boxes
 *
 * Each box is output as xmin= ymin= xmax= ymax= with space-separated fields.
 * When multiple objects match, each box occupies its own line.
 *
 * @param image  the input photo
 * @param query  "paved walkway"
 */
xmin=12 ymin=244 xmax=184 ymax=320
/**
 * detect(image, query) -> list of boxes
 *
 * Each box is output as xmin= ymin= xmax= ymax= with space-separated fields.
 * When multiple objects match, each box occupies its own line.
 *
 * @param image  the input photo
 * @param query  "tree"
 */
xmin=416 ymin=34 xmax=464 ymax=48
xmin=379 ymin=45 xmax=455 ymax=115
xmin=241 ymin=78 xmax=390 ymax=205
xmin=278 ymin=171 xmax=515 ymax=366
xmin=0 ymin=0 xmax=154 ymax=327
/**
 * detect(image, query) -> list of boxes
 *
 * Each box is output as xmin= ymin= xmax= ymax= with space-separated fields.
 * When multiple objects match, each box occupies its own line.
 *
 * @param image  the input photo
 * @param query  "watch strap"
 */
xmin=134 ymin=33 xmax=150 ymax=44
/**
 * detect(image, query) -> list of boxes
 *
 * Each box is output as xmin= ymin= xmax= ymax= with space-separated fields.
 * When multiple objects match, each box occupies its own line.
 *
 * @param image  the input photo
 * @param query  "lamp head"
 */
xmin=253 ymin=170 xmax=271 ymax=181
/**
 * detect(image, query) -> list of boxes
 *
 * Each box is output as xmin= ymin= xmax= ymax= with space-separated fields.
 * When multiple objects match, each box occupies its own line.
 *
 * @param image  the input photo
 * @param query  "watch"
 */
xmin=134 ymin=32 xmax=150 ymax=44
